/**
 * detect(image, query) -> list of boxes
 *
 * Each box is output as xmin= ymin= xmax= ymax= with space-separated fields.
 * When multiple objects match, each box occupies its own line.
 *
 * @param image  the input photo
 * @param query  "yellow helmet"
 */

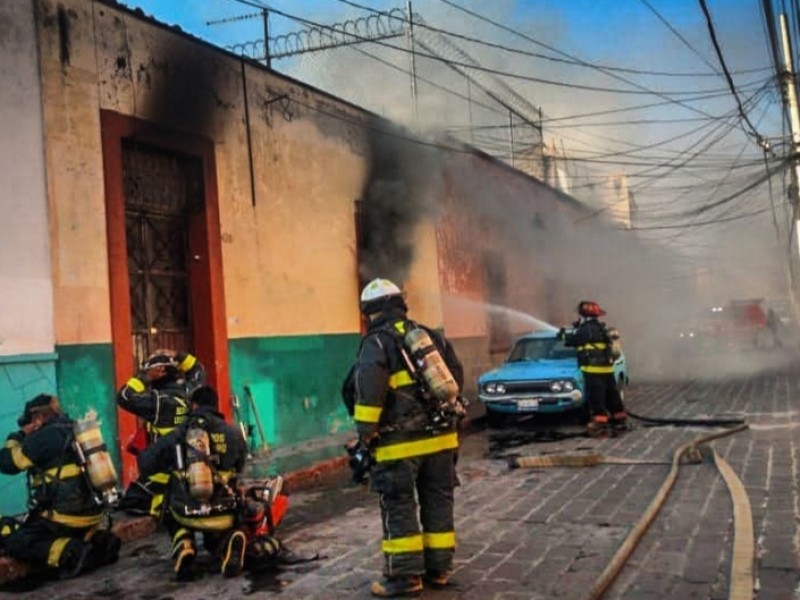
xmin=360 ymin=278 xmax=405 ymax=315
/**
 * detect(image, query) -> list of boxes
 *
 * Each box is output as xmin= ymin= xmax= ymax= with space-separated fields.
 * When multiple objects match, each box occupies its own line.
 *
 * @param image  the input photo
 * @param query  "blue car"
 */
xmin=477 ymin=329 xmax=628 ymax=426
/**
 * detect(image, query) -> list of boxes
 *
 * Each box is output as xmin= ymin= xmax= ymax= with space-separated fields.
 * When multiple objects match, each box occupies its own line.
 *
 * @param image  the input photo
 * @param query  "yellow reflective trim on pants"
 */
xmin=178 ymin=354 xmax=197 ymax=372
xmin=172 ymin=528 xmax=190 ymax=544
xmin=43 ymin=511 xmax=103 ymax=528
xmin=375 ymin=432 xmax=459 ymax=462
xmin=382 ymin=534 xmax=424 ymax=554
xmin=423 ymin=531 xmax=456 ymax=549
xmin=126 ymin=377 xmax=146 ymax=393
xmin=150 ymin=494 xmax=164 ymax=517
xmin=47 ymin=537 xmax=72 ymax=567
xmin=10 ymin=446 xmax=33 ymax=470
xmin=581 ymin=365 xmax=614 ymax=374
xmin=354 ymin=404 xmax=383 ymax=423
xmin=170 ymin=510 xmax=235 ymax=532
xmin=388 ymin=370 xmax=414 ymax=389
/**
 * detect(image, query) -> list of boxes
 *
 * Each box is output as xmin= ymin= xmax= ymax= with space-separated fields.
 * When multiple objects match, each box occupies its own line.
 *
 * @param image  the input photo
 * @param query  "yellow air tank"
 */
xmin=73 ymin=414 xmax=120 ymax=505
xmin=404 ymin=328 xmax=459 ymax=406
xmin=185 ymin=426 xmax=214 ymax=502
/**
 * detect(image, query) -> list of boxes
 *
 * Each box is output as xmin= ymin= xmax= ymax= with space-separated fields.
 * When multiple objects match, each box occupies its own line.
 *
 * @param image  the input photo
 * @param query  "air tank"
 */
xmin=73 ymin=414 xmax=120 ymax=505
xmin=404 ymin=328 xmax=459 ymax=406
xmin=185 ymin=426 xmax=214 ymax=502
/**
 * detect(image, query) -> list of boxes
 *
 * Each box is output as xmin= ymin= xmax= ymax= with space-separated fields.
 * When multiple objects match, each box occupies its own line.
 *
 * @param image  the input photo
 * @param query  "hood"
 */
xmin=479 ymin=359 xmax=581 ymax=382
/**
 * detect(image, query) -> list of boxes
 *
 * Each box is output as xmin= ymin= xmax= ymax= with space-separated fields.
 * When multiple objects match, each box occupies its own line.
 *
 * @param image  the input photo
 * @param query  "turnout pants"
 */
xmin=3 ymin=516 xmax=95 ymax=570
xmin=370 ymin=448 xmax=457 ymax=577
xmin=583 ymin=372 xmax=625 ymax=420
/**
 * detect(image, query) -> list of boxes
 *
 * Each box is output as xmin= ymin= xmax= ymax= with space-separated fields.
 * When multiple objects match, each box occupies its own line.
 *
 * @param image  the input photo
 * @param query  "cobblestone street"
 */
xmin=7 ymin=361 xmax=800 ymax=599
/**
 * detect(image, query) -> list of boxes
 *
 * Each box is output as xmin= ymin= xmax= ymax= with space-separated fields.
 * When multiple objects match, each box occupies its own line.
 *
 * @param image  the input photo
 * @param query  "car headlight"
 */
xmin=549 ymin=380 xmax=563 ymax=392
xmin=496 ymin=383 xmax=506 ymax=394
xmin=485 ymin=382 xmax=497 ymax=394
xmin=563 ymin=380 xmax=575 ymax=391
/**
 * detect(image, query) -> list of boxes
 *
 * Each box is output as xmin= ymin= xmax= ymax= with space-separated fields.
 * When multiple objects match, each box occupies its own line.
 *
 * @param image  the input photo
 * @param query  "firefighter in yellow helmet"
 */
xmin=559 ymin=301 xmax=627 ymax=436
xmin=346 ymin=278 xmax=464 ymax=597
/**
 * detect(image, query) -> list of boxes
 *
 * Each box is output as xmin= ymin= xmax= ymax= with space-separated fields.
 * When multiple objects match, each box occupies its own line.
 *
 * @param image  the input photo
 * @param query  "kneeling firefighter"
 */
xmin=0 ymin=394 xmax=121 ymax=579
xmin=559 ymin=300 xmax=627 ymax=436
xmin=344 ymin=278 xmax=465 ymax=598
xmin=139 ymin=385 xmax=285 ymax=581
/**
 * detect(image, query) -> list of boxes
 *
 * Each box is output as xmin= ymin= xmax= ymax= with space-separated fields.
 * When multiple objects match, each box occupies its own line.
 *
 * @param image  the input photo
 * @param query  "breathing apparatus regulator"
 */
xmin=72 ymin=413 xmax=121 ymax=507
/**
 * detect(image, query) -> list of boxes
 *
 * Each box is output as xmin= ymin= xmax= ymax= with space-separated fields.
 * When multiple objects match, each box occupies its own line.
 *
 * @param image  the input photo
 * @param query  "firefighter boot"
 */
xmin=220 ymin=530 xmax=247 ymax=578
xmin=423 ymin=569 xmax=453 ymax=588
xmin=89 ymin=529 xmax=122 ymax=566
xmin=586 ymin=417 xmax=609 ymax=438
xmin=172 ymin=539 xmax=196 ymax=582
xmin=610 ymin=412 xmax=628 ymax=432
xmin=370 ymin=575 xmax=423 ymax=597
xmin=58 ymin=539 xmax=94 ymax=579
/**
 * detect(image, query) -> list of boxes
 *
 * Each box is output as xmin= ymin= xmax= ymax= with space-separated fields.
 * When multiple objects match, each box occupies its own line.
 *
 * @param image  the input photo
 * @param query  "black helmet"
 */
xmin=17 ymin=394 xmax=61 ymax=428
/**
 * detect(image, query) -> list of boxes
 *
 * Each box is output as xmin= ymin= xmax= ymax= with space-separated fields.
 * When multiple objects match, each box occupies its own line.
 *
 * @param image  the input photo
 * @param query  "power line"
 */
xmin=638 ymin=0 xmax=722 ymax=74
xmin=699 ymin=0 xmax=768 ymax=147
xmin=335 ymin=0 xmax=771 ymax=79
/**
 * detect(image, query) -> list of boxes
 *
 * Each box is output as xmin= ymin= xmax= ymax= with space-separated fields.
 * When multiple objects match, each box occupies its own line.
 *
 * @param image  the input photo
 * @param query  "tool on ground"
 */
xmin=244 ymin=385 xmax=270 ymax=453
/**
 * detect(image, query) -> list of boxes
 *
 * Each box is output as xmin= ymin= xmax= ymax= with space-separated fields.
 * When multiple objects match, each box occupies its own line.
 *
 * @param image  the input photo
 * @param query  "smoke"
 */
xmin=358 ymin=118 xmax=441 ymax=284
xmin=276 ymin=1 xmax=790 ymax=380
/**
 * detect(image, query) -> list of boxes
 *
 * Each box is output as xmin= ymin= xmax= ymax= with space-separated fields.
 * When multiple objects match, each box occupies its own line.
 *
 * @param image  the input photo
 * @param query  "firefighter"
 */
xmin=349 ymin=278 xmax=464 ymax=597
xmin=138 ymin=385 xmax=251 ymax=581
xmin=0 ymin=394 xmax=120 ymax=579
xmin=559 ymin=301 xmax=627 ymax=436
xmin=116 ymin=349 xmax=205 ymax=516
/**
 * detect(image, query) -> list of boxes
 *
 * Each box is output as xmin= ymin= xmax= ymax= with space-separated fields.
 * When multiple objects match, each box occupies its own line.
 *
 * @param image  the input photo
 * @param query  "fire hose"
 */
xmin=507 ymin=420 xmax=753 ymax=600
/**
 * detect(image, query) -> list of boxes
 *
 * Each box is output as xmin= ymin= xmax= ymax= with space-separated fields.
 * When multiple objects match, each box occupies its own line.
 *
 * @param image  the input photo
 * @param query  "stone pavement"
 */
xmin=4 ymin=362 xmax=800 ymax=599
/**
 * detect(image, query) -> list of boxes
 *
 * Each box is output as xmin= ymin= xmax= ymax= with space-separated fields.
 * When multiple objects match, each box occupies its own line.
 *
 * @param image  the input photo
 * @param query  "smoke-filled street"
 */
xmin=8 ymin=350 xmax=800 ymax=599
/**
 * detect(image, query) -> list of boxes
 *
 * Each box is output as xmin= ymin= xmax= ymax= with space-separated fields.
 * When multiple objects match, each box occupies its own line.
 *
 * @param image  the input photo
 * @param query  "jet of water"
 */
xmin=444 ymin=294 xmax=559 ymax=332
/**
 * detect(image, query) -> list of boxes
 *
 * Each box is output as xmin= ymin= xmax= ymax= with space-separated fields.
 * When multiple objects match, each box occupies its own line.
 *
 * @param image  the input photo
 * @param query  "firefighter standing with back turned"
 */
xmin=116 ymin=349 xmax=205 ymax=516
xmin=559 ymin=300 xmax=627 ymax=436
xmin=347 ymin=278 xmax=465 ymax=598
xmin=0 ymin=394 xmax=121 ymax=579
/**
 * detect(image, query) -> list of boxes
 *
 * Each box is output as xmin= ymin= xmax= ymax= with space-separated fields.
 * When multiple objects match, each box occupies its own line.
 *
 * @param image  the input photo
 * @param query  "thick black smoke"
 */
xmin=358 ymin=119 xmax=441 ymax=285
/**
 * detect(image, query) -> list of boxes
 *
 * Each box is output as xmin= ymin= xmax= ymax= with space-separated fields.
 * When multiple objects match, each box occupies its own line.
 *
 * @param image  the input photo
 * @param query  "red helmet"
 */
xmin=577 ymin=300 xmax=606 ymax=317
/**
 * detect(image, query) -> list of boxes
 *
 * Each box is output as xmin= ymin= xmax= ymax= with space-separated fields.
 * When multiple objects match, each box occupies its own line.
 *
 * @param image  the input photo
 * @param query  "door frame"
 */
xmin=100 ymin=110 xmax=230 ymax=482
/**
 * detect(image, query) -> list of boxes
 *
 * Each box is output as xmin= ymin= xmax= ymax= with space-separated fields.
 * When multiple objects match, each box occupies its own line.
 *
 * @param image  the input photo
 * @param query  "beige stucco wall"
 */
xmin=0 ymin=0 xmax=54 ymax=354
xmin=34 ymin=0 xmax=444 ymax=343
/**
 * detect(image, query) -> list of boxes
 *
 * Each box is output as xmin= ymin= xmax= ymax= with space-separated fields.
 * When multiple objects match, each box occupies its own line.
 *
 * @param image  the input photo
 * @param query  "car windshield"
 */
xmin=506 ymin=337 xmax=576 ymax=362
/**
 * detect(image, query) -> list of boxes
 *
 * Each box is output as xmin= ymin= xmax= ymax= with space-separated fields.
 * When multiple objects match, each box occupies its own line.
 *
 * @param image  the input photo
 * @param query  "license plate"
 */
xmin=517 ymin=398 xmax=540 ymax=409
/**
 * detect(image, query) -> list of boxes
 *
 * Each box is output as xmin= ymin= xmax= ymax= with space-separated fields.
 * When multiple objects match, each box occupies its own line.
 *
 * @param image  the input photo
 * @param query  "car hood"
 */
xmin=479 ymin=359 xmax=581 ymax=382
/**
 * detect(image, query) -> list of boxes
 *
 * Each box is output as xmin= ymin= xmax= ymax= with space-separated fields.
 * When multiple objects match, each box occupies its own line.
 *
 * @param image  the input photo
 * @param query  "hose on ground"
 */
xmin=627 ymin=409 xmax=746 ymax=427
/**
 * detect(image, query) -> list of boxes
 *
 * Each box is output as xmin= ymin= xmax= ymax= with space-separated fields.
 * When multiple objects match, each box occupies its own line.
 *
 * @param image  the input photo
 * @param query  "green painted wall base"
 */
xmin=229 ymin=333 xmax=360 ymax=451
xmin=0 ymin=353 xmax=58 ymax=515
xmin=55 ymin=343 xmax=119 ymax=470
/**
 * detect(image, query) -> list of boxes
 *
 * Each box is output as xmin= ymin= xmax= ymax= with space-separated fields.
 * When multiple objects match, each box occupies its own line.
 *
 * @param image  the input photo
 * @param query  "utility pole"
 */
xmin=262 ymin=9 xmax=271 ymax=69
xmin=508 ymin=110 xmax=515 ymax=168
xmin=406 ymin=1 xmax=419 ymax=121
xmin=778 ymin=12 xmax=800 ymax=316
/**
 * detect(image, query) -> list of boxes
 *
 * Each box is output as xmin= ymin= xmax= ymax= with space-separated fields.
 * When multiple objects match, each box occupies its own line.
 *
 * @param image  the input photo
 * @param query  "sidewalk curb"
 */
xmin=0 ymin=419 xmax=483 ymax=585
